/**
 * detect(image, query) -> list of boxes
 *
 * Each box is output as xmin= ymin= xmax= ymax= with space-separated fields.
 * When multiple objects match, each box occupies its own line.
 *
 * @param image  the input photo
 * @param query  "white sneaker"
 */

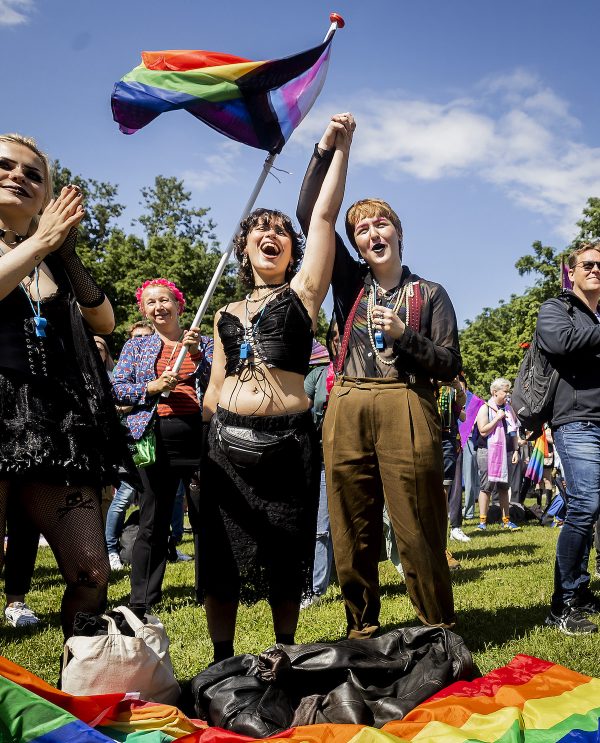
xmin=176 ymin=550 xmax=193 ymax=562
xmin=5 ymin=602 xmax=40 ymax=627
xmin=300 ymin=595 xmax=321 ymax=610
xmin=450 ymin=527 xmax=471 ymax=543
xmin=108 ymin=552 xmax=123 ymax=570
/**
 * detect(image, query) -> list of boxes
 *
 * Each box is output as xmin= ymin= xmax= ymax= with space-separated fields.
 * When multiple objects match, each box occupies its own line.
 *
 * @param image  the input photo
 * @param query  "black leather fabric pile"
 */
xmin=191 ymin=626 xmax=475 ymax=737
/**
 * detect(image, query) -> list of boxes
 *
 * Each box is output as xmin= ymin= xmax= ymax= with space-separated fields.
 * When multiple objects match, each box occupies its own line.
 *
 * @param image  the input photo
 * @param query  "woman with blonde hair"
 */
xmin=0 ymin=133 xmax=131 ymax=637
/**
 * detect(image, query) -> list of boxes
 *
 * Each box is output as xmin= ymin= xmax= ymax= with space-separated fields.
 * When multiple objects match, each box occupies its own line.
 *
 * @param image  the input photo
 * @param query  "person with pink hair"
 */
xmin=113 ymin=278 xmax=213 ymax=618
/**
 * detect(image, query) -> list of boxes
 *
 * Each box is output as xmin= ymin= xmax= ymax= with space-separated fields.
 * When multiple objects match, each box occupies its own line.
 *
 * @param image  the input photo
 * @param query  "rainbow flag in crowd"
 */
xmin=525 ymin=429 xmax=548 ymax=484
xmin=458 ymin=391 xmax=485 ymax=448
xmin=1 ymin=653 xmax=599 ymax=742
xmin=111 ymin=22 xmax=339 ymax=153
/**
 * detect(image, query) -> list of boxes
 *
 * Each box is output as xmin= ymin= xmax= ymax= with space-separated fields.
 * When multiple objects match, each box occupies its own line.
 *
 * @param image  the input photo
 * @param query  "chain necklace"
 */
xmin=245 ymin=282 xmax=288 ymax=303
xmin=0 ymin=227 xmax=27 ymax=247
xmin=366 ymin=279 xmax=412 ymax=366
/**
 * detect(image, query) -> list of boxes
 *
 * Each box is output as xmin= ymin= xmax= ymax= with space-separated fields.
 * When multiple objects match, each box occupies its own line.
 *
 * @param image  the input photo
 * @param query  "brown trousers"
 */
xmin=322 ymin=378 xmax=455 ymax=637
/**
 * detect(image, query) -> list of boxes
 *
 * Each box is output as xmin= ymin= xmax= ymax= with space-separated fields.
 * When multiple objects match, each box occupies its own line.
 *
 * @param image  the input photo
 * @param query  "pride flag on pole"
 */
xmin=111 ymin=18 xmax=342 ymax=153
xmin=525 ymin=429 xmax=548 ymax=484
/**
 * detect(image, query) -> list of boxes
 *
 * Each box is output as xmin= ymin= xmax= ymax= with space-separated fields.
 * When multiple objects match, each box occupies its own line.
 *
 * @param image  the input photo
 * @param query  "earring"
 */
xmin=242 ymin=254 xmax=249 ymax=269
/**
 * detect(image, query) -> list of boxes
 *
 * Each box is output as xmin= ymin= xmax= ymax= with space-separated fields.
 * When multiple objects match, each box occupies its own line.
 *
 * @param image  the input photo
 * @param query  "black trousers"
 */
xmin=129 ymin=414 xmax=201 ymax=613
xmin=4 ymin=493 xmax=39 ymax=596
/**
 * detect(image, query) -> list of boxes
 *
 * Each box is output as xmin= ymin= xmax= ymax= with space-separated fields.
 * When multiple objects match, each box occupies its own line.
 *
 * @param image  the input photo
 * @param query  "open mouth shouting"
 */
xmin=371 ymin=242 xmax=387 ymax=255
xmin=259 ymin=239 xmax=283 ymax=259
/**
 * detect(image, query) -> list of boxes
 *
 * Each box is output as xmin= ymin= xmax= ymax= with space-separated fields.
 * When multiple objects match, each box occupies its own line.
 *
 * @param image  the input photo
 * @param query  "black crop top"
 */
xmin=218 ymin=288 xmax=313 ymax=377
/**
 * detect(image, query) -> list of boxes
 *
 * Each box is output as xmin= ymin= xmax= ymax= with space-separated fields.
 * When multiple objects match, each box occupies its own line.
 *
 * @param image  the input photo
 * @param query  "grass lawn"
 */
xmin=1 ymin=511 xmax=600 ymax=687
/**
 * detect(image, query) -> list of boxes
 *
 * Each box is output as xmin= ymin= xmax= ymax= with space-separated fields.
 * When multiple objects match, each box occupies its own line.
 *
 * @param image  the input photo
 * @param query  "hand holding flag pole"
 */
xmin=112 ymin=13 xmax=344 ymax=393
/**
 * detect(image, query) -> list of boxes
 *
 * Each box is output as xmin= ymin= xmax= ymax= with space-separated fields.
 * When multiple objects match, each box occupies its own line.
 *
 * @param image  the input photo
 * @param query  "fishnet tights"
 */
xmin=0 ymin=480 xmax=109 ymax=638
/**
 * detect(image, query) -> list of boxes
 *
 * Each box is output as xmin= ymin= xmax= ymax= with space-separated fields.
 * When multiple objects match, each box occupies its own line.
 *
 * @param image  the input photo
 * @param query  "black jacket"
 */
xmin=537 ymin=290 xmax=600 ymax=427
xmin=191 ymin=627 xmax=475 ymax=738
xmin=296 ymin=146 xmax=461 ymax=381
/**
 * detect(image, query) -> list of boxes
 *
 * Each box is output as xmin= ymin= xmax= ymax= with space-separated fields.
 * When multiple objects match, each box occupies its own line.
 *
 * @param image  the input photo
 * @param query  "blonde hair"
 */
xmin=345 ymin=198 xmax=403 ymax=253
xmin=490 ymin=377 xmax=511 ymax=394
xmin=567 ymin=241 xmax=600 ymax=269
xmin=0 ymin=133 xmax=54 ymax=235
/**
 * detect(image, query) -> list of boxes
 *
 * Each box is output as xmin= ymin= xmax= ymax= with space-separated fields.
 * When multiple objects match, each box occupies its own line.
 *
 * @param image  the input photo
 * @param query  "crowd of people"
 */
xmin=1 ymin=113 xmax=599 ymax=676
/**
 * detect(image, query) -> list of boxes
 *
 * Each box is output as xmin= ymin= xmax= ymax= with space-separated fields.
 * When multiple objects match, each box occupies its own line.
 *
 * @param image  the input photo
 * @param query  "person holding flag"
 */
xmin=198 ymin=113 xmax=354 ymax=663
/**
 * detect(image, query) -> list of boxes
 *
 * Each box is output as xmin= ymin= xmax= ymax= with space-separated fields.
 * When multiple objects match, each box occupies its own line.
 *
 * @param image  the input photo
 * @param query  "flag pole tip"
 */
xmin=329 ymin=12 xmax=345 ymax=27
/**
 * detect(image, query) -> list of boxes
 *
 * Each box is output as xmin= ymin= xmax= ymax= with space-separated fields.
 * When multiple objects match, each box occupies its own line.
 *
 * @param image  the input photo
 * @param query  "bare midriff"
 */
xmin=218 ymin=366 xmax=310 ymax=416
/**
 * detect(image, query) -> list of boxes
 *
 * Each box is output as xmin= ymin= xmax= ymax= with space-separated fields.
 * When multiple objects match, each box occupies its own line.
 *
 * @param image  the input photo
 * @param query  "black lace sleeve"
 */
xmin=55 ymin=229 xmax=105 ymax=308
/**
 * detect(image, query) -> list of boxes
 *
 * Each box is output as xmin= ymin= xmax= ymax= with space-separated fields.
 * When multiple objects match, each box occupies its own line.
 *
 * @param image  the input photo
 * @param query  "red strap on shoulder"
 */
xmin=335 ymin=287 xmax=365 ymax=375
xmin=407 ymin=281 xmax=422 ymax=332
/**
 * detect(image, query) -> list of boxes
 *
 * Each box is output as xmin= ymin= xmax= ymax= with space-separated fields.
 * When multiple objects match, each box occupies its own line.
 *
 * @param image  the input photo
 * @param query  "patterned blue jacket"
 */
xmin=113 ymin=332 xmax=213 ymax=440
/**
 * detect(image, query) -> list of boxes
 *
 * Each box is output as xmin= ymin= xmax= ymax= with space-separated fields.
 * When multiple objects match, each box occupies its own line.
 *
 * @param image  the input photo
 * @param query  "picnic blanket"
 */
xmin=0 ymin=653 xmax=599 ymax=742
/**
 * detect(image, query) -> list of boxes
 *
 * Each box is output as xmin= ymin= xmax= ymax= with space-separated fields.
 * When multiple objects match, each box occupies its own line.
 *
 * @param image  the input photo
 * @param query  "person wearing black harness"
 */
xmin=296 ymin=134 xmax=461 ymax=638
xmin=199 ymin=114 xmax=354 ymax=663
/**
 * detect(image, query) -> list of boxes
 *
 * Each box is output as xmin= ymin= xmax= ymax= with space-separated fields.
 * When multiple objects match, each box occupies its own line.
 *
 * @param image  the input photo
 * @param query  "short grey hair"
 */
xmin=490 ymin=377 xmax=511 ymax=394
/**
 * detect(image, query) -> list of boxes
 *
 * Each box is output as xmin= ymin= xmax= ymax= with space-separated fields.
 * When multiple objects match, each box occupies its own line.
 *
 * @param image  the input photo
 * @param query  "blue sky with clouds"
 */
xmin=3 ymin=0 xmax=600 ymax=326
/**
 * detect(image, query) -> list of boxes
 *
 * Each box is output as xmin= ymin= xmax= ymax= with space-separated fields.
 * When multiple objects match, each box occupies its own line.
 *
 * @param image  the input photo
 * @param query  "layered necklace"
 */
xmin=366 ymin=278 xmax=413 ymax=366
xmin=239 ymin=282 xmax=288 ymax=362
xmin=0 ymin=233 xmax=47 ymax=337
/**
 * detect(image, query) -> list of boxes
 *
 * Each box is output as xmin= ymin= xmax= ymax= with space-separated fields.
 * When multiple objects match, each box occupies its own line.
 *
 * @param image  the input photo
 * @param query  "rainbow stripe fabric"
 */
xmin=111 ymin=31 xmax=335 ymax=153
xmin=525 ymin=430 xmax=548 ymax=484
xmin=1 ymin=653 xmax=599 ymax=742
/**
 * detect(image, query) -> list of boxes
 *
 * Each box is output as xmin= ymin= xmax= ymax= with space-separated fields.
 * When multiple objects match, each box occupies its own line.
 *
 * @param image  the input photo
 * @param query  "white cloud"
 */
xmin=293 ymin=71 xmax=600 ymax=240
xmin=0 ymin=0 xmax=33 ymax=26
xmin=182 ymin=140 xmax=241 ymax=192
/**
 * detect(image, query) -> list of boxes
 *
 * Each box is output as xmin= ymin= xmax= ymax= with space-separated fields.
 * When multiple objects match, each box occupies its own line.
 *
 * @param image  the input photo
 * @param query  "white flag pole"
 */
xmin=164 ymin=13 xmax=343 ymax=392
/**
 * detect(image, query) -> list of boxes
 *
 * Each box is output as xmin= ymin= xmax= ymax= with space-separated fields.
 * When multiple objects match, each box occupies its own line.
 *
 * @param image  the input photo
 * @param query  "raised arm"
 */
xmin=291 ymin=113 xmax=354 ymax=325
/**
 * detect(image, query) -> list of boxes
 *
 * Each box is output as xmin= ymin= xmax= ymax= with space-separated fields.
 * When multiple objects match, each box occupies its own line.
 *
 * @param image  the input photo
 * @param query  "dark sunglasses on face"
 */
xmin=575 ymin=260 xmax=600 ymax=272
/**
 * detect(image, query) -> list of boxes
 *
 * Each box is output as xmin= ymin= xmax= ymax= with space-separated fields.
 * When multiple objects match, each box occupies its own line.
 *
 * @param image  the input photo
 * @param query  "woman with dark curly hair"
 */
xmin=200 ymin=114 xmax=354 ymax=662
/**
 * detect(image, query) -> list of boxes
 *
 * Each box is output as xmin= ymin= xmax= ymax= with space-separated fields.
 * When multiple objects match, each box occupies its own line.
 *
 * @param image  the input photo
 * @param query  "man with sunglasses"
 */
xmin=537 ymin=241 xmax=600 ymax=635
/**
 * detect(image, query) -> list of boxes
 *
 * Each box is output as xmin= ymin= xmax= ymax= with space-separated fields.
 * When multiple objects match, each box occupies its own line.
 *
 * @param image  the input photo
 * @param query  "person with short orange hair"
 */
xmin=297 ymin=137 xmax=460 ymax=637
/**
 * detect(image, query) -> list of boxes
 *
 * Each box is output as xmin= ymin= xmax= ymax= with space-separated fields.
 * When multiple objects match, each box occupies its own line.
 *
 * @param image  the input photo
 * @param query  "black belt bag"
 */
xmin=216 ymin=420 xmax=298 ymax=468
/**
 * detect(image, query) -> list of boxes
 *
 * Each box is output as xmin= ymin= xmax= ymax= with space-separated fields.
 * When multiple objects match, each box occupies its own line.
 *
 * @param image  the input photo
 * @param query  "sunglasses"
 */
xmin=575 ymin=260 xmax=600 ymax=272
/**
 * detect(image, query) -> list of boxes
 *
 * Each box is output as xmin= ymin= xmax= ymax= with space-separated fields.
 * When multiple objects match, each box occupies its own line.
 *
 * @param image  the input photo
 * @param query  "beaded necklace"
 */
xmin=0 ymin=241 xmax=47 ymax=337
xmin=365 ymin=278 xmax=414 ymax=366
xmin=239 ymin=290 xmax=280 ymax=362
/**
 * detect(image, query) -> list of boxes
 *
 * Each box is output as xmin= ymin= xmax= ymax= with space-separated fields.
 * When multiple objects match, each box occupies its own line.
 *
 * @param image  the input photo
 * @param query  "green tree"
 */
xmin=459 ymin=196 xmax=600 ymax=397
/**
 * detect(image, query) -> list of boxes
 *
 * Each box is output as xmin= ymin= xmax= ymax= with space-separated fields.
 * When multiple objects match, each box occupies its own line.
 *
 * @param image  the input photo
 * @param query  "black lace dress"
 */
xmin=0 ymin=255 xmax=131 ymax=486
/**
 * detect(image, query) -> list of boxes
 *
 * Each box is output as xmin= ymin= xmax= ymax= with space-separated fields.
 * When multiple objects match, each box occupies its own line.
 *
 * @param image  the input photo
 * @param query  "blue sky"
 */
xmin=3 ymin=0 xmax=600 ymax=326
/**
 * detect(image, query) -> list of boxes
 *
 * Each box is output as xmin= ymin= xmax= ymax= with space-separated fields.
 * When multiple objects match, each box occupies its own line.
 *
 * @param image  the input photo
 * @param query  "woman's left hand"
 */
xmin=371 ymin=304 xmax=405 ymax=341
xmin=182 ymin=326 xmax=201 ymax=355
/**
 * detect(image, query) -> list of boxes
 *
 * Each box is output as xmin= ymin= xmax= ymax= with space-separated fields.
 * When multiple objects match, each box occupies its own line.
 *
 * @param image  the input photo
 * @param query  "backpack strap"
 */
xmin=335 ymin=287 xmax=365 ymax=375
xmin=407 ymin=281 xmax=422 ymax=333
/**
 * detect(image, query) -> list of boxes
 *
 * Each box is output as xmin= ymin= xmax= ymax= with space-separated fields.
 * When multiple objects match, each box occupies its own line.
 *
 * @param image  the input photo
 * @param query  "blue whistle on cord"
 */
xmin=34 ymin=316 xmax=47 ymax=338
xmin=240 ymin=341 xmax=251 ymax=360
xmin=374 ymin=330 xmax=384 ymax=350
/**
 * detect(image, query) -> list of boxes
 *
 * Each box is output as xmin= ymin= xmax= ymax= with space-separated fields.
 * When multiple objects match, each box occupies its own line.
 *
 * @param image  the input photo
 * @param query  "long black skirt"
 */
xmin=197 ymin=406 xmax=320 ymax=605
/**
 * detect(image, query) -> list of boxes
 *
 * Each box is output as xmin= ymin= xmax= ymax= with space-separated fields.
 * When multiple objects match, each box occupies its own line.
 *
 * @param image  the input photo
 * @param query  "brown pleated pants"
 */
xmin=322 ymin=377 xmax=455 ymax=638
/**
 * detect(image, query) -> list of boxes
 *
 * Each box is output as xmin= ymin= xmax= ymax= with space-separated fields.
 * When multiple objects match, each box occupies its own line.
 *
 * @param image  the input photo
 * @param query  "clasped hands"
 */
xmin=371 ymin=304 xmax=405 ymax=341
xmin=147 ymin=327 xmax=201 ymax=395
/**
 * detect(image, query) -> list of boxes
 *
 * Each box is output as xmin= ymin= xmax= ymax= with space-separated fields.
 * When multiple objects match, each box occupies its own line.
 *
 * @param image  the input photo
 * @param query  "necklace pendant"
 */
xmin=374 ymin=330 xmax=385 ymax=350
xmin=240 ymin=341 xmax=251 ymax=360
xmin=34 ymin=316 xmax=47 ymax=338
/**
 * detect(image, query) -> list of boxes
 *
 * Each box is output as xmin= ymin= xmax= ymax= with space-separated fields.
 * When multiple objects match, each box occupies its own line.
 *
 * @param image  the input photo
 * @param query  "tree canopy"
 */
xmin=460 ymin=198 xmax=600 ymax=398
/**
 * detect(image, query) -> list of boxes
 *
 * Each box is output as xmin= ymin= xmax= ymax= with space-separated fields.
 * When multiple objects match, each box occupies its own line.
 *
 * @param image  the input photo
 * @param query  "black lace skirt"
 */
xmin=0 ymin=368 xmax=123 ymax=486
xmin=197 ymin=407 xmax=320 ymax=604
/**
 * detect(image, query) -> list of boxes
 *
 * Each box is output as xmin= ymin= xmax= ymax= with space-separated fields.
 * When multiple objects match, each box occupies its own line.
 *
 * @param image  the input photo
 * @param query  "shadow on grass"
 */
xmin=459 ymin=542 xmax=541 ymax=559
xmin=455 ymin=603 xmax=549 ymax=652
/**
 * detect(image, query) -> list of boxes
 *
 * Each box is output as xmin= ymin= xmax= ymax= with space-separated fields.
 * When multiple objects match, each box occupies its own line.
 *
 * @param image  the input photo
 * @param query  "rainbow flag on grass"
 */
xmin=2 ymin=653 xmax=600 ymax=742
xmin=111 ymin=24 xmax=338 ymax=153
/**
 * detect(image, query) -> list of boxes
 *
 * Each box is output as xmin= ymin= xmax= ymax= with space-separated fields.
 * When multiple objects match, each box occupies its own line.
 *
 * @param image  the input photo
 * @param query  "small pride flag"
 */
xmin=525 ymin=429 xmax=548 ymax=484
xmin=111 ymin=18 xmax=342 ymax=154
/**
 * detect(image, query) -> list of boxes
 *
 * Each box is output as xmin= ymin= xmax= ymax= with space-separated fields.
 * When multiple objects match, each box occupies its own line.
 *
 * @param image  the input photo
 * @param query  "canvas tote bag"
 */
xmin=61 ymin=605 xmax=180 ymax=705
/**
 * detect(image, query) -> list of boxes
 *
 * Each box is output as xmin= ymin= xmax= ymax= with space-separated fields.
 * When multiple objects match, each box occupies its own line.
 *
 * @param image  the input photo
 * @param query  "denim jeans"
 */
xmin=313 ymin=465 xmax=333 ymax=596
xmin=105 ymin=481 xmax=135 ymax=554
xmin=462 ymin=439 xmax=479 ymax=519
xmin=552 ymin=421 xmax=600 ymax=611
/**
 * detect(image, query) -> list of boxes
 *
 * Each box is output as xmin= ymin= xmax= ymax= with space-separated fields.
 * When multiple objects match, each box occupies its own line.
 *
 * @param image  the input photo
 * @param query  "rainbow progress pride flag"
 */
xmin=1 ymin=653 xmax=599 ymax=742
xmin=111 ymin=27 xmax=337 ymax=154
xmin=525 ymin=430 xmax=549 ymax=484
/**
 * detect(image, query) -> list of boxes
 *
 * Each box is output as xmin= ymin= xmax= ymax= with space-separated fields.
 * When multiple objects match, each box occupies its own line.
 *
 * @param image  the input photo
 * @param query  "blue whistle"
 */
xmin=34 ymin=316 xmax=47 ymax=338
xmin=240 ymin=341 xmax=251 ymax=360
xmin=374 ymin=330 xmax=384 ymax=350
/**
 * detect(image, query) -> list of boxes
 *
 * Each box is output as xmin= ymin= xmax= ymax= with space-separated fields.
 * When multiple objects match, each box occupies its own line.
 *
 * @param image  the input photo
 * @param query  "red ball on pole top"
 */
xmin=329 ymin=12 xmax=345 ymax=28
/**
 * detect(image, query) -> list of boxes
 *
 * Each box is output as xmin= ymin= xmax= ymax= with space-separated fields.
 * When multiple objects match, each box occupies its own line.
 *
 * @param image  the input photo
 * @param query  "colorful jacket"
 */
xmin=113 ymin=332 xmax=213 ymax=440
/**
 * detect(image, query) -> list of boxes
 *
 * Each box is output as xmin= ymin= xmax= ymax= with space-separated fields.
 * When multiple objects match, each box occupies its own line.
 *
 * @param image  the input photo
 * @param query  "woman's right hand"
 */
xmin=318 ymin=112 xmax=355 ymax=153
xmin=32 ymin=186 xmax=84 ymax=254
xmin=147 ymin=369 xmax=179 ymax=396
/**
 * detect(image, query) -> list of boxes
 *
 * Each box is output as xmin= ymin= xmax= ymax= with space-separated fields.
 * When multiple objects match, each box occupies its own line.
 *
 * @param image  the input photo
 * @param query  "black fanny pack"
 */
xmin=215 ymin=420 xmax=297 ymax=468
